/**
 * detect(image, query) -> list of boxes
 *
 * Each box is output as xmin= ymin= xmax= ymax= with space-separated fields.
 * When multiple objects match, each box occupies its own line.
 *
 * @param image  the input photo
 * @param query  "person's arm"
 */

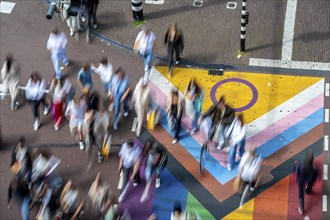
xmin=130 ymin=157 xmax=140 ymax=181
xmin=134 ymin=31 xmax=142 ymax=54
xmin=72 ymin=198 xmax=84 ymax=219
xmin=7 ymin=181 xmax=13 ymax=208
xmin=77 ymin=70 xmax=84 ymax=90
xmin=25 ymin=79 xmax=34 ymax=99
xmin=36 ymin=79 xmax=46 ymax=100
xmin=164 ymin=29 xmax=169 ymax=45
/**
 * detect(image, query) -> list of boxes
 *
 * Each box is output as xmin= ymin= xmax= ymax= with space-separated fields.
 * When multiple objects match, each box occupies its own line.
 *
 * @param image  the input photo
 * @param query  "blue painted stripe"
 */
xmin=153 ymin=169 xmax=188 ymax=219
xmin=157 ymin=108 xmax=323 ymax=184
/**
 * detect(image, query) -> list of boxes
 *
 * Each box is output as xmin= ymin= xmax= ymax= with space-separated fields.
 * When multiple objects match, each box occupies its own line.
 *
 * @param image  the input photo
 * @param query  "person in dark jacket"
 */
xmin=10 ymin=136 xmax=32 ymax=188
xmin=164 ymin=22 xmax=184 ymax=78
xmin=8 ymin=177 xmax=31 ymax=220
xmin=296 ymin=152 xmax=319 ymax=214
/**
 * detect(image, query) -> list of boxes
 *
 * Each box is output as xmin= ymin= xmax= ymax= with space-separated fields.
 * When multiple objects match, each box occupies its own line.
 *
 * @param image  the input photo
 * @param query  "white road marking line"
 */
xmin=282 ymin=0 xmax=297 ymax=60
xmin=325 ymin=135 xmax=329 ymax=151
xmin=0 ymin=1 xmax=15 ymax=14
xmin=323 ymin=195 xmax=328 ymax=212
xmin=326 ymin=83 xmax=329 ymax=96
xmin=324 ymin=164 xmax=328 ymax=180
xmin=325 ymin=109 xmax=329 ymax=123
xmin=249 ymin=58 xmax=330 ymax=71
xmin=145 ymin=0 xmax=164 ymax=5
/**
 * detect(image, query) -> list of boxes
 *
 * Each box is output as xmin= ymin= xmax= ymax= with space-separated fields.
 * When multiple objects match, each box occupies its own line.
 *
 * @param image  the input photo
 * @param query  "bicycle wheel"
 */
xmin=199 ymin=144 xmax=207 ymax=174
xmin=239 ymin=183 xmax=250 ymax=207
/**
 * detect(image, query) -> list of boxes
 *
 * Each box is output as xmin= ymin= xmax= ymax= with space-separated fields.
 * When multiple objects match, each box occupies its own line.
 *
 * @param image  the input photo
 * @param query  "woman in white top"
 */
xmin=25 ymin=71 xmax=50 ymax=131
xmin=49 ymin=76 xmax=73 ymax=131
xmin=1 ymin=54 xmax=20 ymax=110
xmin=65 ymin=95 xmax=86 ymax=150
xmin=227 ymin=114 xmax=248 ymax=171
xmin=91 ymin=57 xmax=113 ymax=94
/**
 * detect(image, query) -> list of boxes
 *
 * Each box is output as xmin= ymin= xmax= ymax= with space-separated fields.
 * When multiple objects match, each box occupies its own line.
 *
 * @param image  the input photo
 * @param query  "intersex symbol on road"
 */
xmin=210 ymin=78 xmax=258 ymax=112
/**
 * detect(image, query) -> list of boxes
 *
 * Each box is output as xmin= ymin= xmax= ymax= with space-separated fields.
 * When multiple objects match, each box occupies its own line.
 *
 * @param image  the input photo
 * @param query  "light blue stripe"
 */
xmin=158 ymin=108 xmax=323 ymax=184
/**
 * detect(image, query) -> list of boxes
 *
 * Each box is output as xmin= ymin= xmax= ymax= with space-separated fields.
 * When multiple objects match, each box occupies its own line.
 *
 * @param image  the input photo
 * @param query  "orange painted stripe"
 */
xmin=253 ymin=176 xmax=289 ymax=219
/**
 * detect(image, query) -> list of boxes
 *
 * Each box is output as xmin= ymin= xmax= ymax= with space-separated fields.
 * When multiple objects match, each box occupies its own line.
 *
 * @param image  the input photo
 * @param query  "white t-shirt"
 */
xmin=119 ymin=142 xmax=141 ymax=168
xmin=135 ymin=30 xmax=156 ymax=56
xmin=92 ymin=62 xmax=113 ymax=84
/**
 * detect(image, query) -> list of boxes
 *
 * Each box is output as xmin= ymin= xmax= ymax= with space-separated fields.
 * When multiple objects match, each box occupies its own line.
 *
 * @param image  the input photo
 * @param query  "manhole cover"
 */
xmin=208 ymin=69 xmax=224 ymax=76
xmin=193 ymin=0 xmax=203 ymax=7
xmin=226 ymin=2 xmax=237 ymax=9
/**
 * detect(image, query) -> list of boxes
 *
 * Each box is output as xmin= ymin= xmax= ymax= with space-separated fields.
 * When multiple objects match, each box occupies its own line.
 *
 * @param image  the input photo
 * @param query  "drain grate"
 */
xmin=208 ymin=69 xmax=224 ymax=75
xmin=193 ymin=0 xmax=203 ymax=7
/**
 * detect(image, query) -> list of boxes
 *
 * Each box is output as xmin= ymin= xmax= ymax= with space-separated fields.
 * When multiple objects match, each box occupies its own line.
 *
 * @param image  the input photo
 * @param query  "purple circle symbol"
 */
xmin=210 ymin=78 xmax=258 ymax=112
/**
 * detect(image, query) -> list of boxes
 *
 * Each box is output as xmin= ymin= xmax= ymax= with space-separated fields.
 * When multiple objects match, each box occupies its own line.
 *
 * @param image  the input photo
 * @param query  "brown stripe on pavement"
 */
xmin=148 ymin=123 xmax=323 ymax=203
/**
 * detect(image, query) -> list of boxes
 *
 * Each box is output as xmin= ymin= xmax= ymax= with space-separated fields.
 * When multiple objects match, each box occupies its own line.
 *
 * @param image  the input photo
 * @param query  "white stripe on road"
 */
xmin=282 ymin=0 xmax=297 ymax=61
xmin=325 ymin=108 xmax=329 ymax=123
xmin=325 ymin=135 xmax=329 ymax=151
xmin=249 ymin=58 xmax=330 ymax=71
xmin=324 ymin=164 xmax=328 ymax=180
xmin=247 ymin=79 xmax=324 ymax=138
xmin=323 ymin=195 xmax=328 ymax=212
xmin=326 ymin=83 xmax=329 ymax=96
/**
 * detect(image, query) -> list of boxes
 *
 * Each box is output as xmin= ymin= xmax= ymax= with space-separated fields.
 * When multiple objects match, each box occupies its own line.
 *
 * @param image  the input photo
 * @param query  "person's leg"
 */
xmin=298 ymin=180 xmax=305 ymax=214
xmin=66 ymin=16 xmax=74 ymax=35
xmin=113 ymin=96 xmax=121 ymax=129
xmin=174 ymin=43 xmax=181 ymax=63
xmin=191 ymin=105 xmax=200 ymax=133
xmin=228 ymin=144 xmax=238 ymax=171
xmin=167 ymin=43 xmax=174 ymax=75
xmin=123 ymin=95 xmax=130 ymax=116
xmin=121 ymin=167 xmax=131 ymax=193
xmin=51 ymin=52 xmax=61 ymax=79
xmin=133 ymin=169 xmax=140 ymax=185
xmin=136 ymin=105 xmax=143 ymax=137
xmin=61 ymin=48 xmax=69 ymax=65
xmin=217 ymin=124 xmax=226 ymax=149
xmin=9 ymin=80 xmax=19 ymax=110
xmin=144 ymin=51 xmax=153 ymax=71
xmin=238 ymin=138 xmax=246 ymax=157
xmin=33 ymin=100 xmax=41 ymax=121
xmin=306 ymin=169 xmax=319 ymax=194
xmin=21 ymin=196 xmax=30 ymax=220
xmin=174 ymin=116 xmax=181 ymax=141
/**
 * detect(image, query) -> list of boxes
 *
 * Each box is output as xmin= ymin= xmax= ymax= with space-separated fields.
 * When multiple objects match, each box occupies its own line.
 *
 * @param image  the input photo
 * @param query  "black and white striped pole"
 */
xmin=240 ymin=0 xmax=249 ymax=53
xmin=131 ymin=0 xmax=144 ymax=21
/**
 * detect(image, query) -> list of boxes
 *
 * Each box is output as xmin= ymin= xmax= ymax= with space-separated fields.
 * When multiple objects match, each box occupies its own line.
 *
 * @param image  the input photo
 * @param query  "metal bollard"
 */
xmin=46 ymin=1 xmax=57 ymax=19
xmin=131 ymin=0 xmax=144 ymax=21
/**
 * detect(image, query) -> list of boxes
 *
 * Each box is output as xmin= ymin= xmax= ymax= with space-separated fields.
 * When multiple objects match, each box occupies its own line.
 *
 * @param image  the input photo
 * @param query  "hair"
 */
xmin=5 ymin=54 xmax=13 ymax=72
xmin=115 ymin=67 xmax=125 ymax=75
xmin=17 ymin=136 xmax=25 ymax=145
xmin=100 ymin=57 xmax=108 ymax=65
xmin=52 ymin=27 xmax=59 ymax=35
xmin=82 ymin=63 xmax=90 ymax=71
xmin=238 ymin=113 xmax=244 ymax=125
xmin=126 ymin=139 xmax=134 ymax=147
xmin=173 ymin=200 xmax=182 ymax=214
xmin=218 ymin=96 xmax=225 ymax=105
xmin=30 ymin=71 xmax=41 ymax=82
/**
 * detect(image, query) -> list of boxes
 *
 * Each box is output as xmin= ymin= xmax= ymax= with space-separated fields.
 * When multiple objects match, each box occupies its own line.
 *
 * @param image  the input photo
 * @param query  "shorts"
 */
xmin=69 ymin=119 xmax=84 ymax=134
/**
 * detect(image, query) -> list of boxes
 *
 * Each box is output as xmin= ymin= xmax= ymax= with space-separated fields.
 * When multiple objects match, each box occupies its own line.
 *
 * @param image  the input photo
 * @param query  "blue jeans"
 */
xmin=21 ymin=196 xmax=30 ymax=220
xmin=192 ymin=104 xmax=201 ymax=131
xmin=114 ymin=95 xmax=129 ymax=127
xmin=228 ymin=138 xmax=246 ymax=169
xmin=142 ymin=51 xmax=153 ymax=70
xmin=51 ymin=49 xmax=69 ymax=79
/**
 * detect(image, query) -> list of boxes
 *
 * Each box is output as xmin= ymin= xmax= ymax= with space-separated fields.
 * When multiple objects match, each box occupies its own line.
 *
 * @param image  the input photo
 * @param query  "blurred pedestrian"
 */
xmin=184 ymin=78 xmax=203 ymax=135
xmin=25 ymin=71 xmax=50 ymax=131
xmin=77 ymin=63 xmax=93 ymax=91
xmin=7 ymin=176 xmax=31 ymax=220
xmin=65 ymin=95 xmax=87 ymax=150
xmin=134 ymin=26 xmax=156 ymax=84
xmin=49 ymin=76 xmax=73 ymax=131
xmin=47 ymin=28 xmax=69 ymax=79
xmin=10 ymin=136 xmax=32 ymax=189
xmin=164 ymin=22 xmax=184 ymax=78
xmin=1 ymin=54 xmax=20 ymax=110
xmin=79 ymin=0 xmax=86 ymax=22
xmin=118 ymin=140 xmax=141 ymax=202
xmin=227 ymin=114 xmax=247 ymax=171
xmin=60 ymin=180 xmax=85 ymax=220
xmin=109 ymin=67 xmax=131 ymax=130
xmin=91 ymin=57 xmax=114 ymax=95
xmin=170 ymin=200 xmax=186 ymax=220
xmin=167 ymin=89 xmax=185 ymax=144
xmin=65 ymin=0 xmax=81 ymax=37
xmin=216 ymin=96 xmax=235 ymax=150
xmin=296 ymin=152 xmax=320 ymax=215
xmin=84 ymin=0 xmax=99 ymax=42
xmin=132 ymin=77 xmax=152 ymax=137
xmin=140 ymin=140 xmax=168 ymax=203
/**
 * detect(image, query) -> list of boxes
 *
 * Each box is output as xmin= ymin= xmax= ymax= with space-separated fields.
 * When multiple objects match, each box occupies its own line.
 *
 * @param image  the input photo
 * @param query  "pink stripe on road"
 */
xmin=248 ymin=94 xmax=324 ymax=147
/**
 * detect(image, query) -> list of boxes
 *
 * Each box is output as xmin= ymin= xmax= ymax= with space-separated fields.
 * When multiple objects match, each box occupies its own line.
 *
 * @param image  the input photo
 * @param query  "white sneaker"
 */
xmin=34 ymin=119 xmax=39 ymax=131
xmin=140 ymin=190 xmax=149 ymax=203
xmin=172 ymin=139 xmax=178 ymax=144
xmin=54 ymin=124 xmax=59 ymax=131
xmin=227 ymin=165 xmax=232 ymax=171
xmin=144 ymin=65 xmax=149 ymax=72
xmin=79 ymin=141 xmax=85 ymax=150
xmin=44 ymin=106 xmax=50 ymax=115
xmin=118 ymin=194 xmax=126 ymax=203
xmin=124 ymin=111 xmax=129 ymax=117
xmin=133 ymin=182 xmax=138 ymax=187
xmin=81 ymin=16 xmax=86 ymax=22
xmin=155 ymin=178 xmax=160 ymax=188
xmin=70 ymin=30 xmax=74 ymax=36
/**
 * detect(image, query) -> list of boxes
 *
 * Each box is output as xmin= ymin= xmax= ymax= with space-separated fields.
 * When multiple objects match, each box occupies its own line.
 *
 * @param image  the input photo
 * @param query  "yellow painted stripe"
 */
xmin=222 ymin=198 xmax=255 ymax=220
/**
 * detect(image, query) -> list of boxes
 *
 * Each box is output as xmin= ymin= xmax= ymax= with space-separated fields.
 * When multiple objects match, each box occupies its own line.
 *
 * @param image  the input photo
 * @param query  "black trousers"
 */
xmin=28 ymin=97 xmax=48 ymax=120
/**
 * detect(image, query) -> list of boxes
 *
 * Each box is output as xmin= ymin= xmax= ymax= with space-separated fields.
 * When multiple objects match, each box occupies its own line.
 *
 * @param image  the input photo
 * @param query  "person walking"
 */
xmin=49 ymin=76 xmax=73 ymax=131
xmin=134 ymin=27 xmax=156 ymax=84
xmin=132 ymin=77 xmax=152 ymax=137
xmin=164 ymin=22 xmax=184 ymax=78
xmin=140 ymin=140 xmax=168 ymax=203
xmin=227 ymin=114 xmax=247 ymax=171
xmin=167 ymin=89 xmax=185 ymax=144
xmin=91 ymin=57 xmax=114 ymax=94
xmin=118 ymin=140 xmax=141 ymax=202
xmin=25 ymin=71 xmax=50 ymax=131
xmin=184 ymin=78 xmax=203 ymax=135
xmin=65 ymin=0 xmax=81 ymax=37
xmin=47 ymin=28 xmax=69 ymax=79
xmin=1 ymin=54 xmax=20 ymax=110
xmin=65 ymin=95 xmax=87 ymax=150
xmin=77 ymin=63 xmax=93 ymax=91
xmin=109 ymin=67 xmax=131 ymax=130
xmin=296 ymin=152 xmax=320 ymax=215
xmin=84 ymin=0 xmax=99 ymax=42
